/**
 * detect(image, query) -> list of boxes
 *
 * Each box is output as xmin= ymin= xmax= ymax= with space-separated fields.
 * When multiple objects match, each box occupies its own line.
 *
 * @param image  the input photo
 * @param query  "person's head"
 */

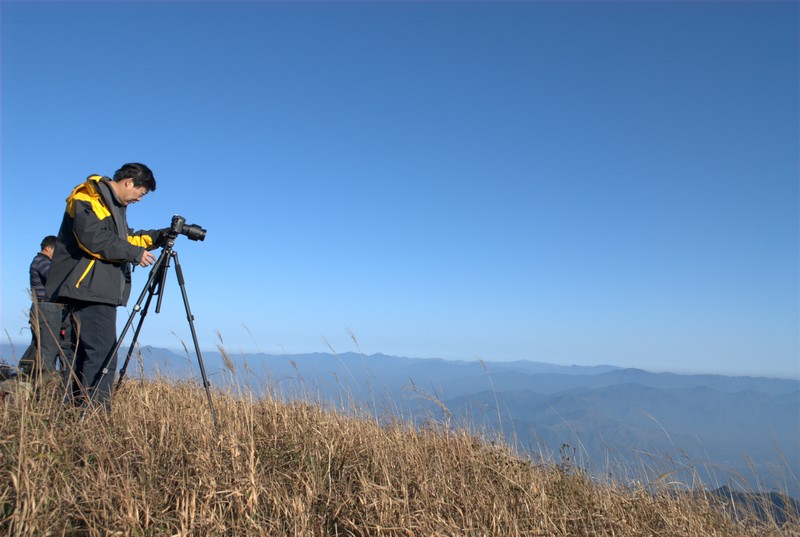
xmin=40 ymin=235 xmax=56 ymax=257
xmin=111 ymin=163 xmax=156 ymax=206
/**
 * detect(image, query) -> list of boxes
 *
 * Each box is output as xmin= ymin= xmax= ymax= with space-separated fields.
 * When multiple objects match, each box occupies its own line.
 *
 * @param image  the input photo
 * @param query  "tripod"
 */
xmin=89 ymin=236 xmax=218 ymax=429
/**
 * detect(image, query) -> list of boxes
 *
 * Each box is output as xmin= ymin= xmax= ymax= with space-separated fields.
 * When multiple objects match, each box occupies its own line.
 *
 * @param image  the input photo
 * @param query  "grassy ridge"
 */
xmin=1 ymin=378 xmax=797 ymax=536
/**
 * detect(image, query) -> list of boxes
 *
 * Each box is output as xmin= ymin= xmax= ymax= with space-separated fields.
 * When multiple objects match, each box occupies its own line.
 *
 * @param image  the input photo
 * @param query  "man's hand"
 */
xmin=139 ymin=250 xmax=156 ymax=267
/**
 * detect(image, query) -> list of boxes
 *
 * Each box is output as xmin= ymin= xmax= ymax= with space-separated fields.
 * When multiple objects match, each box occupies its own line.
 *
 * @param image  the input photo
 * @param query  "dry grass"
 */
xmin=1 ymin=377 xmax=797 ymax=536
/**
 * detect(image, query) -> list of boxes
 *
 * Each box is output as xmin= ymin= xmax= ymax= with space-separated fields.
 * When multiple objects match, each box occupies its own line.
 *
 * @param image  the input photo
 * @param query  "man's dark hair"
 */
xmin=41 ymin=235 xmax=57 ymax=250
xmin=113 ymin=162 xmax=156 ymax=192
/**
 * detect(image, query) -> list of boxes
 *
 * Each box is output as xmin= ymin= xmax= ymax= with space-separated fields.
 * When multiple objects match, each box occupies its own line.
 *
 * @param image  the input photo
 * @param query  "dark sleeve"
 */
xmin=29 ymin=255 xmax=50 ymax=289
xmin=72 ymin=200 xmax=144 ymax=263
xmin=39 ymin=256 xmax=51 ymax=284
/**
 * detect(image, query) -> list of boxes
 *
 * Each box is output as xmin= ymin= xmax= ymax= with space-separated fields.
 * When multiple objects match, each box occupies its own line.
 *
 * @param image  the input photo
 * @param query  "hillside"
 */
xmin=97 ymin=347 xmax=798 ymax=496
xmin=1 ymin=377 xmax=798 ymax=536
xmin=2 ymin=345 xmax=797 ymax=496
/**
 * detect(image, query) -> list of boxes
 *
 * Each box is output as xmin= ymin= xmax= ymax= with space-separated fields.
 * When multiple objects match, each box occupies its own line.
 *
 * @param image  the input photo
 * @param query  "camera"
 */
xmin=170 ymin=214 xmax=206 ymax=242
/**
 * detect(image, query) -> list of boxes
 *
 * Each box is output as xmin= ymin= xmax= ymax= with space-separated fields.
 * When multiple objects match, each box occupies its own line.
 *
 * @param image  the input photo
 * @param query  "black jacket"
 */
xmin=46 ymin=175 xmax=160 ymax=306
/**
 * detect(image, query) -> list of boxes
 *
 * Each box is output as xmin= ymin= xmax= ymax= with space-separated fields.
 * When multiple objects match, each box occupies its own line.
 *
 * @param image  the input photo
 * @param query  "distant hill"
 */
xmin=2 ymin=343 xmax=797 ymax=496
xmin=710 ymin=486 xmax=800 ymax=526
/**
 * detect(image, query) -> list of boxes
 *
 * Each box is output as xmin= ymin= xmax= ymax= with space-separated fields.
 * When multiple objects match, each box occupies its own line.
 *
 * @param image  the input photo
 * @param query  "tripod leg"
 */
xmin=86 ymin=249 xmax=168 ymax=407
xmin=118 ymin=244 xmax=172 ymax=390
xmin=116 ymin=285 xmax=157 ymax=391
xmin=172 ymin=251 xmax=219 ymax=430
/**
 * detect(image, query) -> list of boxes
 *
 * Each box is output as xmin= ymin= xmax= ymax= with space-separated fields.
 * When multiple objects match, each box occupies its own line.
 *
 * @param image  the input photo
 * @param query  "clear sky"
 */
xmin=1 ymin=1 xmax=797 ymax=378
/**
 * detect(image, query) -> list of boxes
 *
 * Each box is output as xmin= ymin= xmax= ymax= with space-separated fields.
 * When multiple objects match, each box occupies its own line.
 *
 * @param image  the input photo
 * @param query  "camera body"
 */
xmin=170 ymin=214 xmax=207 ymax=242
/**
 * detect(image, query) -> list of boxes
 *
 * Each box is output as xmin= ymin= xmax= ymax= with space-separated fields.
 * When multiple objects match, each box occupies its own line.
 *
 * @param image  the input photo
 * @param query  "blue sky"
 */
xmin=1 ymin=1 xmax=797 ymax=378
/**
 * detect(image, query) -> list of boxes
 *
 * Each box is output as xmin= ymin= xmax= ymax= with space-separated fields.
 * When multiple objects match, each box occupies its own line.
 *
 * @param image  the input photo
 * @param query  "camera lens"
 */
xmin=183 ymin=224 xmax=206 ymax=241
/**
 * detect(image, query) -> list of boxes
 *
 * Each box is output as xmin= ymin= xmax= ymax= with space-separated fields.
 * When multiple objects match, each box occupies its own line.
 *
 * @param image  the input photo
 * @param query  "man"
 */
xmin=46 ymin=163 xmax=166 ymax=407
xmin=18 ymin=235 xmax=65 ymax=379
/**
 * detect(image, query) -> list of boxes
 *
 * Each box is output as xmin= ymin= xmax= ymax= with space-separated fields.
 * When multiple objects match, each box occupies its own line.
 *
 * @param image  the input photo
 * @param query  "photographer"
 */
xmin=46 ymin=163 xmax=167 ymax=407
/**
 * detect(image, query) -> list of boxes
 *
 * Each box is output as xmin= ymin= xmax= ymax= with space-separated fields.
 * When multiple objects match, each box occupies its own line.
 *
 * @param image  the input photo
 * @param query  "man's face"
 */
xmin=119 ymin=178 xmax=149 ymax=206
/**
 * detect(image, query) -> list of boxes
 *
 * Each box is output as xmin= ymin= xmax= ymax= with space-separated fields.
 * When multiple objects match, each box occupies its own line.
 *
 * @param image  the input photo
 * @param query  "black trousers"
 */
xmin=64 ymin=301 xmax=118 ymax=408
